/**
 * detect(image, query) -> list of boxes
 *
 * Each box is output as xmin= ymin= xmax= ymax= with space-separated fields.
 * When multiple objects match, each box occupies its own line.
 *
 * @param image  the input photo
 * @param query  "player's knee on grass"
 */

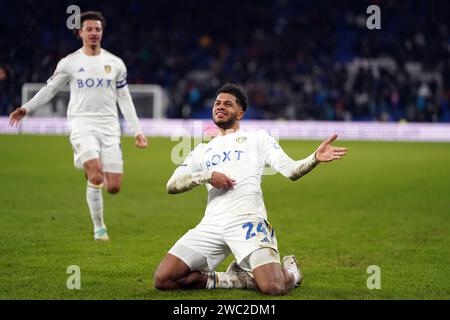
xmin=154 ymin=270 xmax=180 ymax=290
xmin=154 ymin=253 xmax=198 ymax=290
xmin=257 ymin=280 xmax=286 ymax=296
xmin=153 ymin=273 xmax=171 ymax=290
xmin=153 ymin=260 xmax=180 ymax=290
xmin=252 ymin=257 xmax=288 ymax=296
xmin=253 ymin=267 xmax=287 ymax=296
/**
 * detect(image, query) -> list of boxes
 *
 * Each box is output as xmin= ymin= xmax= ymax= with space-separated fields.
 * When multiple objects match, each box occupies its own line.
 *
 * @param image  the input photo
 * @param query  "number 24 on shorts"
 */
xmin=242 ymin=221 xmax=274 ymax=241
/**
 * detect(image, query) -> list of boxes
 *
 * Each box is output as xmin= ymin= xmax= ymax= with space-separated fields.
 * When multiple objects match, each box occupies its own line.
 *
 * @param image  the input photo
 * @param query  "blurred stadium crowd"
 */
xmin=1 ymin=0 xmax=449 ymax=122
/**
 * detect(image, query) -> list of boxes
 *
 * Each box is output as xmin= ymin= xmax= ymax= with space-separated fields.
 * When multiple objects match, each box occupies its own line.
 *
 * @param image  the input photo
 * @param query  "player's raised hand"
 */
xmin=9 ymin=107 xmax=27 ymax=127
xmin=210 ymin=171 xmax=236 ymax=191
xmin=135 ymin=133 xmax=148 ymax=148
xmin=315 ymin=134 xmax=348 ymax=162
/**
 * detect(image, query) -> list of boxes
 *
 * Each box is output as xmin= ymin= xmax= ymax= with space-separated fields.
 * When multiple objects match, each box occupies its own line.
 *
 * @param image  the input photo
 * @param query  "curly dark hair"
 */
xmin=216 ymin=83 xmax=249 ymax=112
xmin=73 ymin=11 xmax=106 ymax=39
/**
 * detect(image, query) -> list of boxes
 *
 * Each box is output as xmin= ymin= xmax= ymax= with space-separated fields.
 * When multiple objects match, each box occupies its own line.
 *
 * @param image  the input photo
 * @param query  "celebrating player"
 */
xmin=9 ymin=11 xmax=148 ymax=241
xmin=154 ymin=83 xmax=348 ymax=295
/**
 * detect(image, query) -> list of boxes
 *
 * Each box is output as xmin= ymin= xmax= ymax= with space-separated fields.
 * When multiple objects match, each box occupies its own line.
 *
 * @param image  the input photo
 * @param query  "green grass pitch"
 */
xmin=0 ymin=134 xmax=449 ymax=300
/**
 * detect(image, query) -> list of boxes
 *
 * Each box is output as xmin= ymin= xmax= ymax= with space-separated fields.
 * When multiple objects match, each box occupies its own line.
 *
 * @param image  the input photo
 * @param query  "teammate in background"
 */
xmin=9 ymin=11 xmax=148 ymax=241
xmin=154 ymin=84 xmax=348 ymax=295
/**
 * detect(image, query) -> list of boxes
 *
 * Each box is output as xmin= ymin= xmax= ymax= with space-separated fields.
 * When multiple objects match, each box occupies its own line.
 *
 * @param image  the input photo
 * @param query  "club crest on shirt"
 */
xmin=236 ymin=136 xmax=247 ymax=144
xmin=104 ymin=65 xmax=112 ymax=73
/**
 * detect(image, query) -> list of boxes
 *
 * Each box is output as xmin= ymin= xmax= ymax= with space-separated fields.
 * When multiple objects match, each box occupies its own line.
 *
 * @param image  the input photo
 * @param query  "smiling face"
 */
xmin=79 ymin=20 xmax=103 ymax=47
xmin=212 ymin=93 xmax=245 ymax=130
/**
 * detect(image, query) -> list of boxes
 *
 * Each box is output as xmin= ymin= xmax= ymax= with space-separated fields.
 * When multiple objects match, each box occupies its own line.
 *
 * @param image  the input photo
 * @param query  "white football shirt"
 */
xmin=171 ymin=130 xmax=314 ymax=220
xmin=23 ymin=48 xmax=141 ymax=137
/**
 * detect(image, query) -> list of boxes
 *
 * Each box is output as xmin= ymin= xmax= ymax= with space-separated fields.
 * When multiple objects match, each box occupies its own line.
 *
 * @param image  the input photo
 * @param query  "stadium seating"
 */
xmin=1 ymin=0 xmax=449 ymax=122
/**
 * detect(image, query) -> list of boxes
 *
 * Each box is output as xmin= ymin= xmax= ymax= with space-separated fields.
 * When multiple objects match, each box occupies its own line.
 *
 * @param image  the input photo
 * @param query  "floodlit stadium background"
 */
xmin=1 ymin=0 xmax=450 ymax=124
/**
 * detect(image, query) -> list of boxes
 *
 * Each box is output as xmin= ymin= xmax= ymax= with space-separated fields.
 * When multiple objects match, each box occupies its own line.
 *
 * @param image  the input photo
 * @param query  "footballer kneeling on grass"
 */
xmin=154 ymin=83 xmax=348 ymax=296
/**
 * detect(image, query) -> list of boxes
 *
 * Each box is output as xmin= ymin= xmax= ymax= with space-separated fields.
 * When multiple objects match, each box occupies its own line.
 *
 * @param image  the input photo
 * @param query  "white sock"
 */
xmin=86 ymin=182 xmax=105 ymax=231
xmin=205 ymin=272 xmax=247 ymax=289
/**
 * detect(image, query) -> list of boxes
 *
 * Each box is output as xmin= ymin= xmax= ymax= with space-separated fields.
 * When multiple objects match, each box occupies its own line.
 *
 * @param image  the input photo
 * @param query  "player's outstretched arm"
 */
xmin=9 ymin=78 xmax=66 ymax=128
xmin=314 ymin=134 xmax=348 ymax=162
xmin=289 ymin=134 xmax=348 ymax=181
xmin=9 ymin=107 xmax=27 ymax=127
xmin=10 ymin=58 xmax=69 ymax=126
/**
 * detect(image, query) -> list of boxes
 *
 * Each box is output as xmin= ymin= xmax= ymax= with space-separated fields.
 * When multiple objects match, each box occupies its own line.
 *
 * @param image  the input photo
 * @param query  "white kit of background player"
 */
xmin=9 ymin=12 xmax=148 ymax=241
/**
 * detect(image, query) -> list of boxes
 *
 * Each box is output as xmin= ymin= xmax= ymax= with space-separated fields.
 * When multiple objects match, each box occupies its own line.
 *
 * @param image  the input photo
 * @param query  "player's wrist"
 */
xmin=313 ymin=150 xmax=320 ymax=163
xmin=134 ymin=131 xmax=144 ymax=138
xmin=20 ymin=106 xmax=29 ymax=114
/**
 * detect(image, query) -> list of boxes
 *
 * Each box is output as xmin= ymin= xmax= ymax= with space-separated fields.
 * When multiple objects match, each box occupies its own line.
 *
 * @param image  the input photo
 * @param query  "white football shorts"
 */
xmin=70 ymin=132 xmax=123 ymax=174
xmin=168 ymin=214 xmax=279 ymax=272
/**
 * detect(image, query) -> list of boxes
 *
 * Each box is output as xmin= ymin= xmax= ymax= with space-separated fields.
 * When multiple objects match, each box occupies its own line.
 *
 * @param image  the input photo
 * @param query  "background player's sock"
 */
xmin=86 ymin=182 xmax=105 ymax=231
xmin=205 ymin=272 xmax=249 ymax=289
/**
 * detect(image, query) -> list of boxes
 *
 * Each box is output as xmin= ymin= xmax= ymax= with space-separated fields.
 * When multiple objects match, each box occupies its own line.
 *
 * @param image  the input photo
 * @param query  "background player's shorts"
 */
xmin=168 ymin=214 xmax=278 ymax=272
xmin=70 ymin=132 xmax=123 ymax=174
